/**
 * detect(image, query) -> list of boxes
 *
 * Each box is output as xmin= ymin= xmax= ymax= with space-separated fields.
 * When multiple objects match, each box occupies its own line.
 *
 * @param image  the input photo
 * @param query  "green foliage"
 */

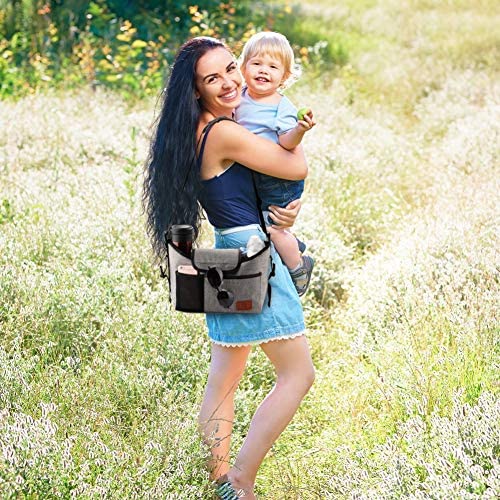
xmin=272 ymin=6 xmax=349 ymax=71
xmin=0 ymin=198 xmax=15 ymax=224
xmin=0 ymin=0 xmax=345 ymax=100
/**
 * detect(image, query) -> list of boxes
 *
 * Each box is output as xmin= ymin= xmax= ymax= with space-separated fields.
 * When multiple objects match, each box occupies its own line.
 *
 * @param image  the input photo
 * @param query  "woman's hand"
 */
xmin=268 ymin=199 xmax=302 ymax=229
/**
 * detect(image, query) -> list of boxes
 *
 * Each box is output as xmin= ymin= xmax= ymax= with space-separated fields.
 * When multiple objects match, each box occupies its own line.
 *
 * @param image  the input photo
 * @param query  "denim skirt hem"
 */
xmin=210 ymin=330 xmax=306 ymax=348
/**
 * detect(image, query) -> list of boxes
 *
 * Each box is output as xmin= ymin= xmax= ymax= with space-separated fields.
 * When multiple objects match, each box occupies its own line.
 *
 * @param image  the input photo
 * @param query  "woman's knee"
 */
xmin=277 ymin=362 xmax=315 ymax=394
xmin=300 ymin=362 xmax=316 ymax=391
xmin=206 ymin=369 xmax=245 ymax=397
xmin=304 ymin=363 xmax=316 ymax=389
xmin=261 ymin=335 xmax=315 ymax=393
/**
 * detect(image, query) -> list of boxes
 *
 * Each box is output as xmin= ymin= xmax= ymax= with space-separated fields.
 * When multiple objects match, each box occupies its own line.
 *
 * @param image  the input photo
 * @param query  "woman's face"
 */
xmin=195 ymin=47 xmax=242 ymax=116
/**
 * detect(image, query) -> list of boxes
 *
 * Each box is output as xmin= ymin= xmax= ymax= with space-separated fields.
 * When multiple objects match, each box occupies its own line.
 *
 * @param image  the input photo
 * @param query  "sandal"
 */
xmin=289 ymin=255 xmax=315 ymax=296
xmin=215 ymin=474 xmax=246 ymax=499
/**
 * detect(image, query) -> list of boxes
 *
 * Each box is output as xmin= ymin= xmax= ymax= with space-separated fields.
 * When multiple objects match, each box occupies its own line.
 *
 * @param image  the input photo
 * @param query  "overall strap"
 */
xmin=196 ymin=116 xmax=269 ymax=240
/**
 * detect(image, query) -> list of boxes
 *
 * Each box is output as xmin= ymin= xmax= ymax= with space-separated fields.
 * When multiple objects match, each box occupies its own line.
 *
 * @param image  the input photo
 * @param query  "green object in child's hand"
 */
xmin=297 ymin=107 xmax=311 ymax=120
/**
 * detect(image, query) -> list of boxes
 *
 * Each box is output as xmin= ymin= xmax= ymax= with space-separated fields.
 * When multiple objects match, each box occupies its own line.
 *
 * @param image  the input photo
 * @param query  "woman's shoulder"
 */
xmin=196 ymin=116 xmax=237 ymax=140
xmin=198 ymin=115 xmax=242 ymax=144
xmin=203 ymin=115 xmax=236 ymax=131
xmin=197 ymin=115 xmax=247 ymax=172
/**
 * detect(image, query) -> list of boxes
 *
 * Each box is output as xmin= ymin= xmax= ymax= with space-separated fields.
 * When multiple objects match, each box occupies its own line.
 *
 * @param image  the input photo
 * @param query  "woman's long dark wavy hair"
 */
xmin=143 ymin=36 xmax=228 ymax=261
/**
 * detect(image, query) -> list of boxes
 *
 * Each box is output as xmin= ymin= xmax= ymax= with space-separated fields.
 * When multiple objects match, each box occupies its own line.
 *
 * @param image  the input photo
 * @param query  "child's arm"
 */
xmin=278 ymin=108 xmax=316 ymax=150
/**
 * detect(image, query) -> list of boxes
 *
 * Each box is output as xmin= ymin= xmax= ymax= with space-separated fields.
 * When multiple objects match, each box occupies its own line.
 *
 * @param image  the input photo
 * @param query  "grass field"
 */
xmin=1 ymin=0 xmax=499 ymax=498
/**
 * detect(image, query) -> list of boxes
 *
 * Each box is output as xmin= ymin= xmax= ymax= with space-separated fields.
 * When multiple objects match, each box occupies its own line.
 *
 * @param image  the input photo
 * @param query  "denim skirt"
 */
xmin=205 ymin=224 xmax=305 ymax=346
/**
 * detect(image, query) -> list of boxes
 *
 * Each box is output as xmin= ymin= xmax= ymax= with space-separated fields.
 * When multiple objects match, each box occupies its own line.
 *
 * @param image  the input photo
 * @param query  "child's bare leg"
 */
xmin=267 ymin=226 xmax=301 ymax=269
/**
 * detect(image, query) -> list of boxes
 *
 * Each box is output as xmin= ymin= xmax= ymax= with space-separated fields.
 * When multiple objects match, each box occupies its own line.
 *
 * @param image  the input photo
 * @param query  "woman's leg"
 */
xmin=227 ymin=335 xmax=315 ymax=494
xmin=198 ymin=343 xmax=252 ymax=481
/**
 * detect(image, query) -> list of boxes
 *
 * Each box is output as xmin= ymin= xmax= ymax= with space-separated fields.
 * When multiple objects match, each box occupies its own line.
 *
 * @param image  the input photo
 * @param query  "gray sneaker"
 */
xmin=289 ymin=255 xmax=315 ymax=296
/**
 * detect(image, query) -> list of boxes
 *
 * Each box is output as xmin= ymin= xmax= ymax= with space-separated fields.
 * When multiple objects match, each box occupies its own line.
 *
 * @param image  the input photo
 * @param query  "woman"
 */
xmin=143 ymin=37 xmax=315 ymax=499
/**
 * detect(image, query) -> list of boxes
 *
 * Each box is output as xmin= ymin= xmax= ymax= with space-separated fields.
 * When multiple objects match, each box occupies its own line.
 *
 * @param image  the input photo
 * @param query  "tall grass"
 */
xmin=1 ymin=0 xmax=499 ymax=498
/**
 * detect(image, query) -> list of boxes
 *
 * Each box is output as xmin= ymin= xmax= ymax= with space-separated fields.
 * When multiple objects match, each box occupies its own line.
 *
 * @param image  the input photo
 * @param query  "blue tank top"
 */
xmin=197 ymin=118 xmax=261 ymax=229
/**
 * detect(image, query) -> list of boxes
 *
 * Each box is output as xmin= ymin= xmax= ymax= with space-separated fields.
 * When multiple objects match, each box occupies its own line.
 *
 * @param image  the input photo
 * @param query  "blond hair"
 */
xmin=240 ymin=31 xmax=300 ymax=89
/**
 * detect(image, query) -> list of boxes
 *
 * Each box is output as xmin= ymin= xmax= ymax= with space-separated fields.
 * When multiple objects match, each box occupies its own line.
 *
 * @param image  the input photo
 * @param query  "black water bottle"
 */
xmin=170 ymin=225 xmax=194 ymax=255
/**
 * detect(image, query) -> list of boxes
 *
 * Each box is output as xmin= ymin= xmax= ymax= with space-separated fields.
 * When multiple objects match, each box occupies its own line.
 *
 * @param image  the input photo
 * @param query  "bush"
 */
xmin=0 ymin=0 xmax=343 ymax=100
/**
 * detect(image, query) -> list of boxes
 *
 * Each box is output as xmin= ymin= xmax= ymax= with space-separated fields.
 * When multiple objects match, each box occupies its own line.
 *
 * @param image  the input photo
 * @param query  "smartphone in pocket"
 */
xmin=177 ymin=265 xmax=197 ymax=275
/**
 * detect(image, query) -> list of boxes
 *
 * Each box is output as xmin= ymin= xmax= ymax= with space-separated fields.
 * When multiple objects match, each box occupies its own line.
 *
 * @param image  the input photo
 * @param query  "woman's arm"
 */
xmin=207 ymin=120 xmax=308 ymax=180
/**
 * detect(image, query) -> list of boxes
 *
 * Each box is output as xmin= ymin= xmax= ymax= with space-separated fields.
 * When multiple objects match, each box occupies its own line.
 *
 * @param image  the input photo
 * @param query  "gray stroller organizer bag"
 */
xmin=165 ymin=239 xmax=273 ymax=314
xmin=162 ymin=117 xmax=275 ymax=314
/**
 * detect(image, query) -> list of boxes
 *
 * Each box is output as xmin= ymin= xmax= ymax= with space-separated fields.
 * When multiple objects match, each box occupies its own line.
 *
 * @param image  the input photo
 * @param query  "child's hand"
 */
xmin=296 ymin=108 xmax=316 ymax=132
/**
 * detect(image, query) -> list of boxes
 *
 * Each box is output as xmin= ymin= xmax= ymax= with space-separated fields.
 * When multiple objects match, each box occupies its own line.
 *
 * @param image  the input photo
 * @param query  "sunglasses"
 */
xmin=206 ymin=267 xmax=234 ymax=308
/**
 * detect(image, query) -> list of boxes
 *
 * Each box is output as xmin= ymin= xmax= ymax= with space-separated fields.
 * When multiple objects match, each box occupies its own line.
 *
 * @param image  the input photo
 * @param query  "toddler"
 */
xmin=235 ymin=31 xmax=315 ymax=296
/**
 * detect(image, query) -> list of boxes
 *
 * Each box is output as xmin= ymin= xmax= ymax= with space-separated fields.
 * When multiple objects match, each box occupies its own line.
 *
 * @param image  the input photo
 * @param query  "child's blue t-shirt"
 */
xmin=234 ymin=87 xmax=298 ymax=144
xmin=234 ymin=87 xmax=304 ymax=209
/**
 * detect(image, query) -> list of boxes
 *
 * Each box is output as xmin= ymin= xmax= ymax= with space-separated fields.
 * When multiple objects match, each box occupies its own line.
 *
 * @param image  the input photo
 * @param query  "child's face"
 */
xmin=242 ymin=52 xmax=286 ymax=97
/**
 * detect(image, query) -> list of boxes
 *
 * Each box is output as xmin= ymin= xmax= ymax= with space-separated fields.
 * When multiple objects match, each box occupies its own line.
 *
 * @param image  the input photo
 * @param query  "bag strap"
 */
xmin=250 ymin=171 xmax=269 ymax=241
xmin=196 ymin=116 xmax=270 ymax=240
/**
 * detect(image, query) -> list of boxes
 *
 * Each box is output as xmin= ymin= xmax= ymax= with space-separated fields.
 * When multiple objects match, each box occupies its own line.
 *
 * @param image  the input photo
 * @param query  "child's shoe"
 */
xmin=289 ymin=255 xmax=315 ymax=296
xmin=296 ymin=237 xmax=307 ymax=254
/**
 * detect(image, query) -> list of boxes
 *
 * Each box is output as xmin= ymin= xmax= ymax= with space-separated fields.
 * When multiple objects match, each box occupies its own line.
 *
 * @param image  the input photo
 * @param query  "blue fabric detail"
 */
xmin=274 ymin=94 xmax=298 ymax=135
xmin=234 ymin=87 xmax=297 ymax=140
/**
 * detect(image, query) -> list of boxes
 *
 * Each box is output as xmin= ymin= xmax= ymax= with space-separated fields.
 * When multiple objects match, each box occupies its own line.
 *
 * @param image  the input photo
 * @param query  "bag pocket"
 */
xmin=204 ymin=272 xmax=263 ymax=313
xmin=175 ymin=270 xmax=204 ymax=312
